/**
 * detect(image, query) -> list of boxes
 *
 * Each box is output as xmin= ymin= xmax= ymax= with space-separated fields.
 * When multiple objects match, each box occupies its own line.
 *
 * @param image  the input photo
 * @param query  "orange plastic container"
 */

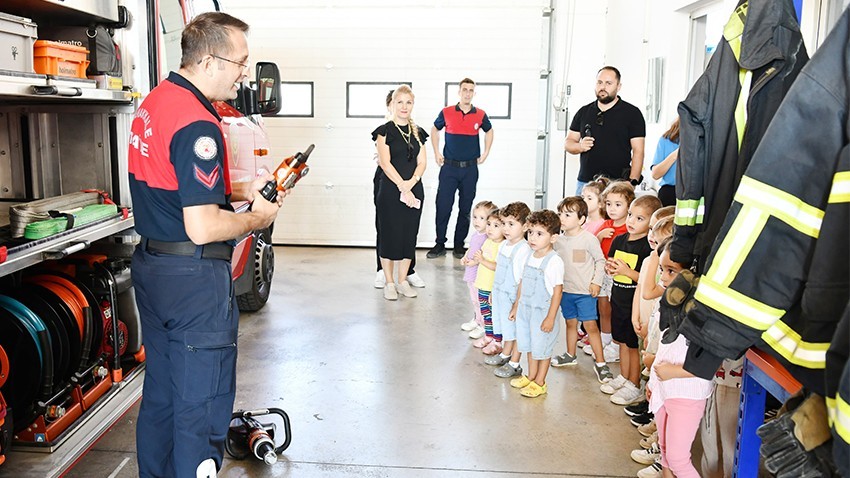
xmin=33 ymin=40 xmax=89 ymax=78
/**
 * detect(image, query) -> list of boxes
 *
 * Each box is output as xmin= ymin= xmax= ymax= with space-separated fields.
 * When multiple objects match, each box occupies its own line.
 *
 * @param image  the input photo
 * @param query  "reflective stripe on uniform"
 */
xmin=694 ymin=276 xmax=785 ymax=331
xmin=734 ymin=176 xmax=823 ymax=237
xmin=760 ymin=320 xmax=828 ymax=369
xmin=706 ymin=205 xmax=769 ymax=286
xmin=724 ymin=1 xmax=751 ymax=152
xmin=834 ymin=393 xmax=850 ymax=445
xmin=734 ymin=69 xmax=752 ymax=151
xmin=828 ymin=171 xmax=850 ymax=203
xmin=827 ymin=395 xmax=837 ymax=428
xmin=675 ymin=198 xmax=705 ymax=226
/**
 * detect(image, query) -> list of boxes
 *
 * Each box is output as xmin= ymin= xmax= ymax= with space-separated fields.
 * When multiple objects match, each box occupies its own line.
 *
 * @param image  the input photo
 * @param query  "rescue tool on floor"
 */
xmin=225 ymin=408 xmax=291 ymax=465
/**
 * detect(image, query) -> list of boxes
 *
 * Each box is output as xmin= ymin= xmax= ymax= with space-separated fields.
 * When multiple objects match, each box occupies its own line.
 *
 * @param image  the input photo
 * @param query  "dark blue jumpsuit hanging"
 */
xmin=128 ymin=72 xmax=238 ymax=478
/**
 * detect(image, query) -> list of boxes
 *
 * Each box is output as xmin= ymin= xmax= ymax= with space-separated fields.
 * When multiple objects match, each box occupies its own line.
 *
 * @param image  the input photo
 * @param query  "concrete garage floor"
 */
xmin=63 ymin=246 xmax=654 ymax=478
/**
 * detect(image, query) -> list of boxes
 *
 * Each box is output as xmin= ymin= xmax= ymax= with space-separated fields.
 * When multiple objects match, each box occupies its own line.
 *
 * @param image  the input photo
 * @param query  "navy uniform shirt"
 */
xmin=128 ymin=72 xmax=232 ymax=242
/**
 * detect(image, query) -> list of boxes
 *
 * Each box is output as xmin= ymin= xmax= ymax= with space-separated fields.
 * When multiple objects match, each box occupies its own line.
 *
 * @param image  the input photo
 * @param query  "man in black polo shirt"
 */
xmin=428 ymin=78 xmax=494 ymax=259
xmin=565 ymin=66 xmax=645 ymax=193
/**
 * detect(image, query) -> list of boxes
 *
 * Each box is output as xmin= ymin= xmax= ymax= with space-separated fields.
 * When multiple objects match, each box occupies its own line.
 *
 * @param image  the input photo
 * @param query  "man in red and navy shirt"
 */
xmin=128 ymin=13 xmax=280 ymax=478
xmin=428 ymin=78 xmax=494 ymax=259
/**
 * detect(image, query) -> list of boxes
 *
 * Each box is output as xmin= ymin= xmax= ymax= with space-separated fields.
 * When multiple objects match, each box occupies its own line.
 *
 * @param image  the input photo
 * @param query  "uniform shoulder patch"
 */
xmin=194 ymin=136 xmax=218 ymax=160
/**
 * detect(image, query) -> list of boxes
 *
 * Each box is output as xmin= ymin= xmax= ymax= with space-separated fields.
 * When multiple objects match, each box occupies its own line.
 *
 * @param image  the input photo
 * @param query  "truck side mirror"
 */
xmin=255 ymin=62 xmax=281 ymax=116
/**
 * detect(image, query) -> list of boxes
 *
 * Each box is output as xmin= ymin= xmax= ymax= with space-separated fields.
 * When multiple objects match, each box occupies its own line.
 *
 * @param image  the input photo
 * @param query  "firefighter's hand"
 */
xmin=435 ymin=152 xmax=445 ymax=166
xmin=757 ymin=393 xmax=837 ymax=478
xmin=251 ymin=170 xmax=286 ymax=206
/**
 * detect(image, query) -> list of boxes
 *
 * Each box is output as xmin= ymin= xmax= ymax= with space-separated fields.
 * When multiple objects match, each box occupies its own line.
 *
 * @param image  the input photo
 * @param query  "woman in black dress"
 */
xmin=372 ymin=85 xmax=427 ymax=300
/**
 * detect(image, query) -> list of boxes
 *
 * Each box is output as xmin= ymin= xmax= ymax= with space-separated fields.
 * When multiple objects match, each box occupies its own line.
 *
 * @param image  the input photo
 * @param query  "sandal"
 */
xmin=472 ymin=336 xmax=492 ymax=348
xmin=482 ymin=341 xmax=503 ymax=355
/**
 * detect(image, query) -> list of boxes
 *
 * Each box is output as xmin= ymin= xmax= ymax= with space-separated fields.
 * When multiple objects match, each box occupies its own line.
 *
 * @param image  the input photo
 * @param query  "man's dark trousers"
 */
xmin=435 ymin=161 xmax=478 ymax=248
xmin=133 ymin=247 xmax=238 ymax=477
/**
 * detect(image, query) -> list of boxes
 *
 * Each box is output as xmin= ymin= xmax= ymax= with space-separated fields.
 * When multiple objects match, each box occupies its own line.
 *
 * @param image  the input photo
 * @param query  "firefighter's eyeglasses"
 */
xmin=210 ymin=54 xmax=249 ymax=70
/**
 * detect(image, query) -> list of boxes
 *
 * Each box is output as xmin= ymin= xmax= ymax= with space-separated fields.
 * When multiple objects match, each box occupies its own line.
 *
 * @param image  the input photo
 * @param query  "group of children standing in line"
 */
xmin=456 ymin=178 xmax=743 ymax=478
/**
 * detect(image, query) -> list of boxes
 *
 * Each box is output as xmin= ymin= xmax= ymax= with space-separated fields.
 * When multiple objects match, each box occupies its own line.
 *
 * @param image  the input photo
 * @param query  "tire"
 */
xmin=236 ymin=228 xmax=275 ymax=312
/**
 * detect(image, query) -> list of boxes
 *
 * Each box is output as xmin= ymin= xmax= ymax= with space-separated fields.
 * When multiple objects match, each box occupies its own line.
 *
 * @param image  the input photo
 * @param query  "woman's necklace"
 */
xmin=393 ymin=121 xmax=411 ymax=145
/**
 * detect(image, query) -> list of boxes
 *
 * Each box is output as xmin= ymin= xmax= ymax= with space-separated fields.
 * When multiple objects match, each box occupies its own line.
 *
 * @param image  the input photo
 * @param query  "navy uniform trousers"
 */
xmin=132 ymin=246 xmax=238 ymax=478
xmin=435 ymin=161 xmax=479 ymax=248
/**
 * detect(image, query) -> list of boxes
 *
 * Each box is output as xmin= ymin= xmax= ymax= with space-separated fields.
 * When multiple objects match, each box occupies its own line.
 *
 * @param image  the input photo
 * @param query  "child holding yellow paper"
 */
xmin=600 ymin=195 xmax=661 ymax=406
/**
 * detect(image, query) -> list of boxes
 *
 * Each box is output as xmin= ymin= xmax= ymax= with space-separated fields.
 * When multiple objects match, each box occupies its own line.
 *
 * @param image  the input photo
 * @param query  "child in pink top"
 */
xmin=460 ymin=201 xmax=498 ymax=344
xmin=647 ymin=239 xmax=714 ymax=478
xmin=580 ymin=177 xmax=609 ymax=235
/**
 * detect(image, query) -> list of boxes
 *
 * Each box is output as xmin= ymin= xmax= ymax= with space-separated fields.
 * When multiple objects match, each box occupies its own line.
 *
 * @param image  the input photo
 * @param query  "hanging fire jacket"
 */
xmin=827 ymin=305 xmax=850 ymax=474
xmin=679 ymin=3 xmax=850 ymax=399
xmin=671 ymin=0 xmax=808 ymax=271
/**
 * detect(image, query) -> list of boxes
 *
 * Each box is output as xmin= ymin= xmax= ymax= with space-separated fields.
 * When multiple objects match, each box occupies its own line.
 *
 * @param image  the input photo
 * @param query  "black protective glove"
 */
xmin=757 ymin=393 xmax=838 ymax=477
xmin=659 ymin=269 xmax=698 ymax=343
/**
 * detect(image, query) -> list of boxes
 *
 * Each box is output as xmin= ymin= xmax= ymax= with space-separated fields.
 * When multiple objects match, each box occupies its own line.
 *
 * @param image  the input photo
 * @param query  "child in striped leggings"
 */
xmin=472 ymin=209 xmax=504 ymax=355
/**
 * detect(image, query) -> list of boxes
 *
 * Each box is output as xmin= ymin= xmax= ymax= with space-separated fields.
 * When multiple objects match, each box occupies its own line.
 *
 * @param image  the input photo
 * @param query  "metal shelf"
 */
xmin=0 ymin=214 xmax=135 ymax=277
xmin=0 ymin=71 xmax=132 ymax=104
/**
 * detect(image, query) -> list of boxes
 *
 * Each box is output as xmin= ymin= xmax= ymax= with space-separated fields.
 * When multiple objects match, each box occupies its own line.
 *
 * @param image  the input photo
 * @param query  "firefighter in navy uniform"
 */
xmin=127 ymin=13 xmax=281 ymax=478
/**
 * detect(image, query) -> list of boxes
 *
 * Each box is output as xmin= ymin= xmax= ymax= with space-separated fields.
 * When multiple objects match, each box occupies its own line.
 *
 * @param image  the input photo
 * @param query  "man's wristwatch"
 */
xmin=629 ymin=176 xmax=642 ymax=187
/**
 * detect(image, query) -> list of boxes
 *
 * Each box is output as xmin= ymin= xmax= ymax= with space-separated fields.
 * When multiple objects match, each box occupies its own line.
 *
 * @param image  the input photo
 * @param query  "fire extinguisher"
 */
xmin=225 ymin=408 xmax=291 ymax=464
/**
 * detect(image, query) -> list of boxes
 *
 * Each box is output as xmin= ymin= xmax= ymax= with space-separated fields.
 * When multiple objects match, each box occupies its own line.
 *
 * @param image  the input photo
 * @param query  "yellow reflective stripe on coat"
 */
xmin=706 ymin=205 xmax=768 ymax=286
xmin=735 ymin=176 xmax=823 ymax=237
xmin=675 ymin=198 xmax=705 ymax=226
xmin=724 ymin=1 xmax=750 ymax=152
xmin=835 ymin=394 xmax=850 ymax=445
xmin=827 ymin=396 xmax=837 ymax=428
xmin=829 ymin=171 xmax=850 ymax=203
xmin=694 ymin=276 xmax=785 ymax=330
xmin=760 ymin=320 xmax=828 ymax=369
xmin=734 ymin=70 xmax=752 ymax=151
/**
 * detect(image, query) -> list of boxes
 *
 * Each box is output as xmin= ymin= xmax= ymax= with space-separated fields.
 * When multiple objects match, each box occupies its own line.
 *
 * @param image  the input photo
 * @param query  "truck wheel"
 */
xmin=236 ymin=228 xmax=274 ymax=312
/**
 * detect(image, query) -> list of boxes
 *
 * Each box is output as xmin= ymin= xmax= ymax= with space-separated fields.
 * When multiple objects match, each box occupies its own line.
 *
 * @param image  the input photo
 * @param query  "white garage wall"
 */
xmin=221 ymin=0 xmax=547 ymax=246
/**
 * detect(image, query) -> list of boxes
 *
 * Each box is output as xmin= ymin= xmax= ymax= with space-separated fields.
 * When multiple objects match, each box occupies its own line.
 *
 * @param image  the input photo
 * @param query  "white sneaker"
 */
xmin=374 ymin=271 xmax=386 ymax=289
xmin=397 ymin=281 xmax=418 ymax=298
xmin=600 ymin=374 xmax=627 ymax=394
xmin=407 ymin=272 xmax=426 ymax=288
xmin=582 ymin=343 xmax=594 ymax=355
xmin=611 ymin=381 xmax=643 ymax=405
xmin=468 ymin=325 xmax=485 ymax=339
xmin=603 ymin=342 xmax=620 ymax=363
xmin=631 ymin=442 xmax=660 ymax=465
xmin=636 ymin=458 xmax=663 ymax=478
xmin=461 ymin=319 xmax=478 ymax=331
xmin=383 ymin=283 xmax=398 ymax=300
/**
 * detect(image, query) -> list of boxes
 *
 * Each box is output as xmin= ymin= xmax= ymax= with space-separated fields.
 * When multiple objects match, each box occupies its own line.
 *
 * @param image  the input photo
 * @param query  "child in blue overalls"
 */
xmin=509 ymin=210 xmax=564 ymax=398
xmin=484 ymin=202 xmax=531 ymax=378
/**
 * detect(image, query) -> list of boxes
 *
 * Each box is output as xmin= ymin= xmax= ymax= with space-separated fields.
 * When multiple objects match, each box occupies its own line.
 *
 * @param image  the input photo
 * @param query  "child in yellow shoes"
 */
xmin=509 ymin=210 xmax=564 ymax=397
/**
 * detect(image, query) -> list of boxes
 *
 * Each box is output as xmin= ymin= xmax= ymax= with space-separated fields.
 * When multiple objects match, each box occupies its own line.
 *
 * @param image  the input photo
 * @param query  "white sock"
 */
xmin=499 ymin=353 xmax=510 ymax=360
xmin=601 ymin=333 xmax=612 ymax=346
xmin=596 ymin=362 xmax=606 ymax=367
xmin=509 ymin=361 xmax=520 ymax=368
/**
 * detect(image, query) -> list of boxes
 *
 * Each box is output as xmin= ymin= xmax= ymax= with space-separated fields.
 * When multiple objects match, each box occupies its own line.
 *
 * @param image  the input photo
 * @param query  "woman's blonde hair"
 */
xmin=392 ymin=85 xmax=421 ymax=144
